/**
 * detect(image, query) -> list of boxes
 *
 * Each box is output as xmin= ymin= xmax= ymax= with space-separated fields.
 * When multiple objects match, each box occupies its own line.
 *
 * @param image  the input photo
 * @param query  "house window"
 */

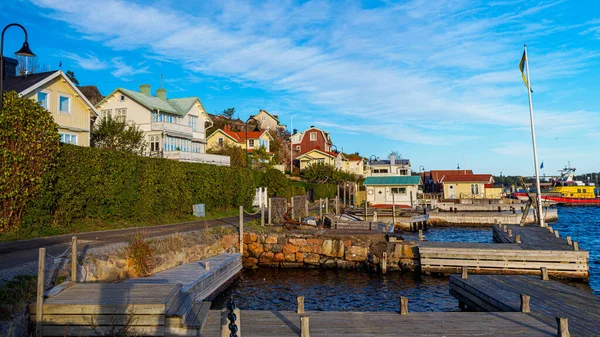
xmin=58 ymin=94 xmax=71 ymax=113
xmin=150 ymin=136 xmax=160 ymax=152
xmin=218 ymin=137 xmax=224 ymax=146
xmin=398 ymin=169 xmax=408 ymax=175
xmin=249 ymin=139 xmax=255 ymax=147
xmin=152 ymin=112 xmax=159 ymax=122
xmin=59 ymin=133 xmax=77 ymax=145
xmin=310 ymin=132 xmax=317 ymax=141
xmin=296 ymin=146 xmax=300 ymax=151
xmin=120 ymin=95 xmax=125 ymax=102
xmin=315 ymin=158 xmax=325 ymax=164
xmin=262 ymin=116 xmax=266 ymax=121
xmin=102 ymin=109 xmax=112 ymax=118
xmin=189 ymin=116 xmax=197 ymax=131
xmin=471 ymin=184 xmax=480 ymax=195
xmin=116 ymin=108 xmax=127 ymax=122
xmin=37 ymin=91 xmax=49 ymax=109
xmin=168 ymin=115 xmax=173 ymax=123
xmin=159 ymin=114 xmax=165 ymax=122
xmin=391 ymin=187 xmax=406 ymax=194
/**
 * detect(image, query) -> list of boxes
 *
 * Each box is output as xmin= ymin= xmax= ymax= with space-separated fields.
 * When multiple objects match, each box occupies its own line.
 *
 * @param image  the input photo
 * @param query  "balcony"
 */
xmin=151 ymin=122 xmax=193 ymax=136
xmin=162 ymin=151 xmax=230 ymax=166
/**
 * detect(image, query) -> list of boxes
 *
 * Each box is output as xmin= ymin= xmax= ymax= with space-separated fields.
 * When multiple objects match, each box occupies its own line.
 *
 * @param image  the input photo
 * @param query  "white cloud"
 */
xmin=60 ymin=52 xmax=108 ymax=70
xmin=110 ymin=58 xmax=149 ymax=79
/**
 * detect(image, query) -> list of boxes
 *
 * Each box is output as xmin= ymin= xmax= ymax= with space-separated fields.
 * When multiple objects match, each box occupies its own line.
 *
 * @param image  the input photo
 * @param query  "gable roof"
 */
xmin=440 ymin=174 xmax=494 ymax=183
xmin=3 ymin=70 xmax=98 ymax=117
xmin=78 ymin=85 xmax=104 ymax=105
xmin=422 ymin=170 xmax=474 ymax=183
xmin=252 ymin=109 xmax=280 ymax=123
xmin=296 ymin=149 xmax=343 ymax=160
xmin=298 ymin=126 xmax=332 ymax=144
xmin=364 ymin=176 xmax=421 ymax=185
xmin=344 ymin=153 xmax=364 ymax=161
xmin=208 ymin=128 xmax=243 ymax=143
xmin=211 ymin=125 xmax=272 ymax=144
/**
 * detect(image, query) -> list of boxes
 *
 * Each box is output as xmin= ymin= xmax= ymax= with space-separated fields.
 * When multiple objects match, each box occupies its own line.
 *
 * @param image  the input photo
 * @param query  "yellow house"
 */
xmin=3 ymin=70 xmax=98 ymax=146
xmin=441 ymin=174 xmax=494 ymax=199
xmin=250 ymin=109 xmax=286 ymax=133
xmin=343 ymin=153 xmax=365 ymax=177
xmin=207 ymin=125 xmax=274 ymax=152
xmin=296 ymin=149 xmax=344 ymax=170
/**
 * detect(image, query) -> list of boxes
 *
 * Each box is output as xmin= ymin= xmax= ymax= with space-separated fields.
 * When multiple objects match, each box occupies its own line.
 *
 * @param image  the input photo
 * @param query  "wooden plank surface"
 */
xmin=417 ymin=241 xmax=523 ymax=250
xmin=199 ymin=310 xmax=556 ymax=336
xmin=450 ymin=275 xmax=600 ymax=336
xmin=493 ymin=224 xmax=578 ymax=251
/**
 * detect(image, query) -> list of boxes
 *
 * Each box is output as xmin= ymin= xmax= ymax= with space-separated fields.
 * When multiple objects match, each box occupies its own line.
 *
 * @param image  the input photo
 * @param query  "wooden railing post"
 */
xmin=520 ymin=294 xmax=530 ymax=313
xmin=541 ymin=267 xmax=549 ymax=281
xmin=71 ymin=236 xmax=77 ymax=283
xmin=325 ymin=198 xmax=329 ymax=214
xmin=554 ymin=230 xmax=559 ymax=238
xmin=301 ymin=316 xmax=310 ymax=337
xmin=461 ymin=266 xmax=468 ymax=279
xmin=418 ymin=229 xmax=423 ymax=241
xmin=516 ymin=234 xmax=521 ymax=243
xmin=239 ymin=206 xmax=244 ymax=255
xmin=573 ymin=242 xmax=579 ymax=251
xmin=566 ymin=236 xmax=572 ymax=245
xmin=36 ymin=248 xmax=45 ymax=337
xmin=381 ymin=253 xmax=387 ymax=274
xmin=400 ymin=297 xmax=408 ymax=315
xmin=508 ymin=229 xmax=513 ymax=237
xmin=297 ymin=296 xmax=305 ymax=314
xmin=268 ymin=198 xmax=272 ymax=225
xmin=556 ymin=317 xmax=570 ymax=337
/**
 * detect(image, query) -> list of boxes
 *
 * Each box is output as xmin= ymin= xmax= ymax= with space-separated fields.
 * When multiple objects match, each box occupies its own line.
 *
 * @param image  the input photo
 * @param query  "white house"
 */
xmin=363 ymin=176 xmax=421 ymax=207
xmin=365 ymin=155 xmax=411 ymax=176
xmin=96 ymin=84 xmax=229 ymax=166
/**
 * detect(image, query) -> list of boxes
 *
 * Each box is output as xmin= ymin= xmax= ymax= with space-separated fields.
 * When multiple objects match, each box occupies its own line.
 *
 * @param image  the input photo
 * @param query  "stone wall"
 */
xmin=242 ymin=233 xmax=418 ymax=271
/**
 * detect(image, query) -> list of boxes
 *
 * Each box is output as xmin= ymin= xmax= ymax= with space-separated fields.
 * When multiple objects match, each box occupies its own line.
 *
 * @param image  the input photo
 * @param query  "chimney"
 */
xmin=3 ymin=57 xmax=18 ymax=79
xmin=390 ymin=154 xmax=395 ymax=165
xmin=224 ymin=125 xmax=231 ymax=131
xmin=310 ymin=125 xmax=315 ymax=128
xmin=293 ymin=128 xmax=297 ymax=135
xmin=139 ymin=84 xmax=151 ymax=96
xmin=156 ymin=88 xmax=167 ymax=101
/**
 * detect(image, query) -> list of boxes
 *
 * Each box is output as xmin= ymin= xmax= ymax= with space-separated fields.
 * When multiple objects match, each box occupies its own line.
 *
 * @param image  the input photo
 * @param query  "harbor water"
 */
xmin=214 ymin=206 xmax=600 ymax=311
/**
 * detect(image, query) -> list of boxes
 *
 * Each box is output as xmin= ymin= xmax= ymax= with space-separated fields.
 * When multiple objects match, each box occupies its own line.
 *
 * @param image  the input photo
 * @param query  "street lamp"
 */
xmin=245 ymin=116 xmax=260 ymax=168
xmin=1 ymin=23 xmax=35 ymax=110
xmin=330 ymin=144 xmax=338 ymax=167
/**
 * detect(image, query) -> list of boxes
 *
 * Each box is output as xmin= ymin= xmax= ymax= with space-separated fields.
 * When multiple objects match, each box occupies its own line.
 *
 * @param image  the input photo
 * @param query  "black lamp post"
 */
xmin=245 ymin=116 xmax=260 ymax=168
xmin=330 ymin=144 xmax=338 ymax=167
xmin=1 ymin=23 xmax=35 ymax=110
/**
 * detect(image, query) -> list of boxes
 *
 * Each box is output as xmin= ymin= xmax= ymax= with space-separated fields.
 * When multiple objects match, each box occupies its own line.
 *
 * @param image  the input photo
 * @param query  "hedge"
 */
xmin=21 ymin=144 xmax=255 ymax=230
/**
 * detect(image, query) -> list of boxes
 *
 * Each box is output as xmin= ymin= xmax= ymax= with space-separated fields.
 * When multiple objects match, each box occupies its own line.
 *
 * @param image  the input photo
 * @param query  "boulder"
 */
xmin=303 ymin=253 xmax=320 ymax=264
xmin=282 ymin=243 xmax=299 ymax=254
xmin=274 ymin=252 xmax=285 ymax=262
xmin=247 ymin=242 xmax=264 ymax=258
xmin=265 ymin=236 xmax=278 ymax=244
xmin=345 ymin=246 xmax=368 ymax=262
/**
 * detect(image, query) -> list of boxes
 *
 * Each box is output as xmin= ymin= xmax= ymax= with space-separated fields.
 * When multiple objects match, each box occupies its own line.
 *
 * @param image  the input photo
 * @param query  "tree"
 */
xmin=261 ymin=168 xmax=290 ymax=197
xmin=91 ymin=114 xmax=145 ymax=154
xmin=66 ymin=70 xmax=79 ymax=85
xmin=249 ymin=146 xmax=273 ymax=170
xmin=207 ymin=142 xmax=246 ymax=167
xmin=302 ymin=162 xmax=336 ymax=184
xmin=389 ymin=150 xmax=401 ymax=159
xmin=0 ymin=91 xmax=60 ymax=232
xmin=221 ymin=107 xmax=235 ymax=119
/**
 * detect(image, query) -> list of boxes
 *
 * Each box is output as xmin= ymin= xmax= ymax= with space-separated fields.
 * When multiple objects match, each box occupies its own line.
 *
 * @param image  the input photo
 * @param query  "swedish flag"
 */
xmin=519 ymin=49 xmax=533 ymax=92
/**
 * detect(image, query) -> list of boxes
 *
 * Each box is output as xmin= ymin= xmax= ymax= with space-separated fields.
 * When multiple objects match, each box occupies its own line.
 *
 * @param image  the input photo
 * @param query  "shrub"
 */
xmin=0 ymin=275 xmax=37 ymax=320
xmin=261 ymin=168 xmax=290 ymax=197
xmin=127 ymin=235 xmax=154 ymax=277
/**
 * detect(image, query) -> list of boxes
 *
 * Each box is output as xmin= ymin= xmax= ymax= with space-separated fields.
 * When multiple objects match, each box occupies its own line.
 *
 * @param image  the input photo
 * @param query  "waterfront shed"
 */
xmin=364 ymin=176 xmax=421 ymax=207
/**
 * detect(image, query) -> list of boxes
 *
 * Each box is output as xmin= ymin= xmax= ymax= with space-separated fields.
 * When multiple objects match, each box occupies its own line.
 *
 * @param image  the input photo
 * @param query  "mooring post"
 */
xmin=36 ymin=248 xmax=45 ymax=337
xmin=300 ymin=316 xmax=310 ymax=337
xmin=573 ymin=242 xmax=579 ymax=251
xmin=554 ymin=230 xmax=559 ymax=238
xmin=548 ymin=225 xmax=553 ymax=233
xmin=239 ymin=206 xmax=244 ymax=255
xmin=71 ymin=236 xmax=77 ymax=283
xmin=520 ymin=294 xmax=530 ymax=313
xmin=261 ymin=201 xmax=265 ymax=227
xmin=461 ymin=266 xmax=468 ymax=279
xmin=319 ymin=198 xmax=323 ymax=220
xmin=364 ymin=197 xmax=368 ymax=221
xmin=204 ymin=261 xmax=210 ymax=270
xmin=541 ymin=267 xmax=549 ymax=281
xmin=556 ymin=317 xmax=570 ymax=337
xmin=381 ymin=252 xmax=387 ymax=274
xmin=516 ymin=234 xmax=521 ymax=243
xmin=297 ymin=296 xmax=305 ymax=314
xmin=305 ymin=197 xmax=309 ymax=218
xmin=418 ymin=229 xmax=423 ymax=241
xmin=325 ymin=198 xmax=329 ymax=214
xmin=503 ymin=225 xmax=507 ymax=233
xmin=268 ymin=198 xmax=272 ymax=225
xmin=566 ymin=236 xmax=572 ymax=245
xmin=508 ymin=229 xmax=513 ymax=237
xmin=400 ymin=297 xmax=409 ymax=315
xmin=373 ymin=211 xmax=378 ymax=222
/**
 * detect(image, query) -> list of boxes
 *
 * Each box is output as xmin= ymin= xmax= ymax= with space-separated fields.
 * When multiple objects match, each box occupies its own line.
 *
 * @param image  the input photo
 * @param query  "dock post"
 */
xmin=503 ymin=225 xmax=507 ymax=233
xmin=364 ymin=198 xmax=368 ymax=221
xmin=297 ymin=296 xmax=305 ymax=314
xmin=548 ymin=225 xmax=553 ymax=233
xmin=516 ymin=234 xmax=521 ymax=243
xmin=461 ymin=266 xmax=468 ymax=279
xmin=36 ymin=248 xmax=45 ymax=337
xmin=239 ymin=206 xmax=244 ymax=255
xmin=305 ymin=198 xmax=309 ymax=218
xmin=556 ymin=317 xmax=570 ymax=337
xmin=418 ymin=229 xmax=423 ymax=241
xmin=520 ymin=294 xmax=530 ymax=313
xmin=540 ymin=267 xmax=549 ymax=281
xmin=399 ymin=297 xmax=409 ymax=315
xmin=71 ymin=236 xmax=77 ymax=282
xmin=373 ymin=211 xmax=377 ymax=222
xmin=381 ymin=252 xmax=387 ymax=274
xmin=301 ymin=316 xmax=310 ymax=337
xmin=508 ymin=229 xmax=513 ymax=237
xmin=573 ymin=242 xmax=579 ymax=251
xmin=261 ymin=200 xmax=265 ymax=227
xmin=392 ymin=194 xmax=396 ymax=224
xmin=554 ymin=230 xmax=559 ymax=238
xmin=319 ymin=198 xmax=323 ymax=220
xmin=566 ymin=236 xmax=572 ymax=245
xmin=325 ymin=198 xmax=329 ymax=214
xmin=268 ymin=198 xmax=272 ymax=225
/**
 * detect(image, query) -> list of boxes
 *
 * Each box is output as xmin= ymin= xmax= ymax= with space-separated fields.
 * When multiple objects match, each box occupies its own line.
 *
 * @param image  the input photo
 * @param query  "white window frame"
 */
xmin=58 ymin=92 xmax=72 ymax=114
xmin=116 ymin=108 xmax=127 ymax=122
xmin=37 ymin=89 xmax=50 ymax=110
xmin=391 ymin=187 xmax=406 ymax=195
xmin=59 ymin=132 xmax=78 ymax=145
xmin=102 ymin=109 xmax=112 ymax=119
xmin=262 ymin=116 xmax=266 ymax=121
xmin=218 ymin=137 xmax=224 ymax=146
xmin=248 ymin=139 xmax=255 ymax=148
xmin=310 ymin=132 xmax=317 ymax=141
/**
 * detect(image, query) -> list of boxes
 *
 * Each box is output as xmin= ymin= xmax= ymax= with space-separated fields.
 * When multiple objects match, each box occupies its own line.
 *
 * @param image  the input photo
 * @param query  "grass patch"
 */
xmin=0 ymin=275 xmax=37 ymax=320
xmin=1 ymin=207 xmax=241 ymax=243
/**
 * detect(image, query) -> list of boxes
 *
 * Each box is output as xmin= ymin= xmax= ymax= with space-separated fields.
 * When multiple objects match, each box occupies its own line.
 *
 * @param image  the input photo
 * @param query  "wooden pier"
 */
xmin=450 ymin=274 xmax=600 ymax=336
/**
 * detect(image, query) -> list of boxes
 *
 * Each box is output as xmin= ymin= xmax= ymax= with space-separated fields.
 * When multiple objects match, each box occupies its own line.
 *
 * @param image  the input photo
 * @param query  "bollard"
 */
xmin=503 ymin=225 xmax=507 ymax=233
xmin=297 ymin=296 xmax=305 ymax=314
xmin=554 ymin=230 xmax=559 ymax=238
xmin=204 ymin=261 xmax=210 ymax=270
xmin=301 ymin=316 xmax=310 ymax=337
xmin=556 ymin=317 xmax=570 ymax=337
xmin=36 ymin=248 xmax=45 ymax=337
xmin=381 ymin=252 xmax=387 ymax=274
xmin=239 ymin=206 xmax=244 ymax=255
xmin=71 ymin=236 xmax=77 ymax=283
xmin=400 ymin=297 xmax=409 ymax=315
xmin=520 ymin=294 xmax=530 ymax=313
xmin=516 ymin=234 xmax=521 ymax=243
xmin=373 ymin=211 xmax=378 ymax=222
xmin=566 ymin=236 xmax=572 ymax=245
xmin=461 ymin=266 xmax=468 ymax=279
xmin=540 ymin=267 xmax=549 ymax=281
xmin=573 ymin=242 xmax=579 ymax=251
xmin=268 ymin=198 xmax=272 ymax=225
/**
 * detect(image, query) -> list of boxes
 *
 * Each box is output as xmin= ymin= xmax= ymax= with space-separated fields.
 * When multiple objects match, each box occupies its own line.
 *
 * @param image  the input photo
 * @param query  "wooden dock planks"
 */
xmin=200 ymin=310 xmax=557 ymax=336
xmin=449 ymin=274 xmax=600 ymax=336
xmin=492 ymin=223 xmax=574 ymax=251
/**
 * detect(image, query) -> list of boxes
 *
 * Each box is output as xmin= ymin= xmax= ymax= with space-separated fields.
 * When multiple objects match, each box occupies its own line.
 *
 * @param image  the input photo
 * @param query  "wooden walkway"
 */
xmin=200 ymin=310 xmax=556 ymax=336
xmin=450 ymin=274 xmax=600 ymax=336
xmin=493 ymin=223 xmax=578 ymax=251
xmin=31 ymin=253 xmax=241 ymax=336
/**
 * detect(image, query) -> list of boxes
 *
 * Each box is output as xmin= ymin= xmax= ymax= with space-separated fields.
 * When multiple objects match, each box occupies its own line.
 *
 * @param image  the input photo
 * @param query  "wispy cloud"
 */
xmin=110 ymin=58 xmax=149 ymax=80
xmin=60 ymin=52 xmax=108 ymax=70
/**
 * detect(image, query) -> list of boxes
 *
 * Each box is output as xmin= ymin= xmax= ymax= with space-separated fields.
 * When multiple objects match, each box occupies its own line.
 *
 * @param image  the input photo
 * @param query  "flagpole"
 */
xmin=524 ymin=44 xmax=545 ymax=228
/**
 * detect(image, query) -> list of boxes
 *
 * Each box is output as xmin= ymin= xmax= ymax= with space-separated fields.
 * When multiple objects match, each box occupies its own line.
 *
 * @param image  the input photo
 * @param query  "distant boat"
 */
xmin=514 ymin=165 xmax=600 ymax=206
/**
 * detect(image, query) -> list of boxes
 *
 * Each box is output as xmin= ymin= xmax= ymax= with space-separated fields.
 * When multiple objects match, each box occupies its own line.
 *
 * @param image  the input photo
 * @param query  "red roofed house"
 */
xmin=440 ymin=174 xmax=494 ymax=199
xmin=207 ymin=125 xmax=274 ymax=154
xmin=296 ymin=149 xmax=344 ymax=171
xmin=291 ymin=126 xmax=333 ymax=159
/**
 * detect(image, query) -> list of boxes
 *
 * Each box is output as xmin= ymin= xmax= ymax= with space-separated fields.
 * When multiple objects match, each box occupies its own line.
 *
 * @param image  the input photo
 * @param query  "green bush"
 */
xmin=261 ymin=168 xmax=290 ymax=197
xmin=20 ymin=145 xmax=255 ymax=233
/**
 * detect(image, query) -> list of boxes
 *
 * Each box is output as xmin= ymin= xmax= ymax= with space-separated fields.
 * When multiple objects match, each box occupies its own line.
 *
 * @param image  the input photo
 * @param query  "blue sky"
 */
xmin=2 ymin=0 xmax=600 ymax=176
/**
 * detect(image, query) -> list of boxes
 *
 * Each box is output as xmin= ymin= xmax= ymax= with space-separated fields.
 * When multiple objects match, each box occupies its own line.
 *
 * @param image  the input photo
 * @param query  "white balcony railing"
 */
xmin=163 ymin=151 xmax=230 ymax=166
xmin=151 ymin=122 xmax=193 ymax=135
